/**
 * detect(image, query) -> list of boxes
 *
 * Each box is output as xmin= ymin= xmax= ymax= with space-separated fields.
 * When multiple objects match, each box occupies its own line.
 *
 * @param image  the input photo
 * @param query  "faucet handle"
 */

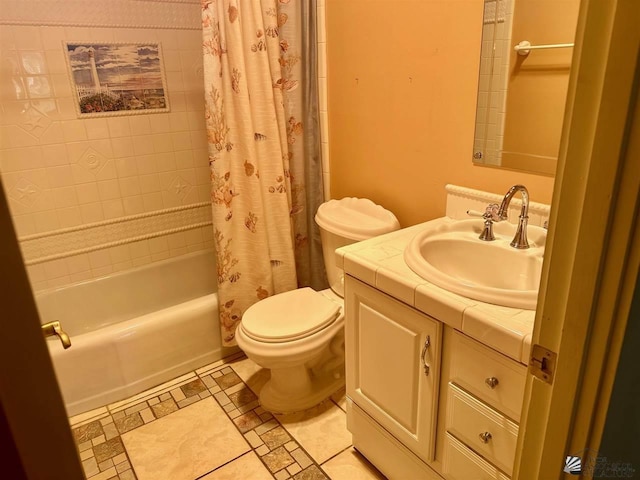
xmin=466 ymin=209 xmax=484 ymax=218
xmin=483 ymin=203 xmax=501 ymax=222
xmin=466 ymin=203 xmax=500 ymax=221
xmin=468 ymin=203 xmax=500 ymax=241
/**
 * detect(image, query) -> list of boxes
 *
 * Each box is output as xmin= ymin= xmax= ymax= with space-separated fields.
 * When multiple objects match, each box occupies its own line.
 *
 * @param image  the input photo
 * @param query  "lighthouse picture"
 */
xmin=66 ymin=42 xmax=169 ymax=116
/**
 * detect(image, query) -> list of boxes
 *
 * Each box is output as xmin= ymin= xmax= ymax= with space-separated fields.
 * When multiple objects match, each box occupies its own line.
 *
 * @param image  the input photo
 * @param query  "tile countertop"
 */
xmin=335 ymin=218 xmax=535 ymax=366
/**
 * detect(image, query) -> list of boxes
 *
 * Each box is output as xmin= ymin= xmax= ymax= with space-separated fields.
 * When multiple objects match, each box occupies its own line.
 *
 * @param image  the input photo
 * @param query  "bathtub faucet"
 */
xmin=41 ymin=321 xmax=72 ymax=349
xmin=496 ymin=184 xmax=530 ymax=249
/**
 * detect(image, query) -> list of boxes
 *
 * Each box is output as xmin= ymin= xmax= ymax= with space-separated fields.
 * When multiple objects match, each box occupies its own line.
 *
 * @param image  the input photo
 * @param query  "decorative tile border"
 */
xmin=445 ymin=184 xmax=550 ymax=227
xmin=0 ymin=0 xmax=201 ymax=30
xmin=70 ymin=355 xmax=335 ymax=480
xmin=200 ymin=364 xmax=333 ymax=480
xmin=74 ymin=418 xmax=137 ymax=480
xmin=20 ymin=202 xmax=212 ymax=265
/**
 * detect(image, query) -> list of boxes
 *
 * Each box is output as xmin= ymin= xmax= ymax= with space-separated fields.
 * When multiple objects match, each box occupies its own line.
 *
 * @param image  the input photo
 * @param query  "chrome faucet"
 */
xmin=496 ymin=184 xmax=530 ymax=249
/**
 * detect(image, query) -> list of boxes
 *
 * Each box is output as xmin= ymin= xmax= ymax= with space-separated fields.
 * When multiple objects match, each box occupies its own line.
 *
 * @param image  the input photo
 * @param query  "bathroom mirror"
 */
xmin=472 ymin=0 xmax=580 ymax=176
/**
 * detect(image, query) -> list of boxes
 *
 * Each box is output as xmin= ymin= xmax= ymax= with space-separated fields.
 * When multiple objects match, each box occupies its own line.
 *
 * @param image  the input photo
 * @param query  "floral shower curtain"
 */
xmin=202 ymin=0 xmax=326 ymax=346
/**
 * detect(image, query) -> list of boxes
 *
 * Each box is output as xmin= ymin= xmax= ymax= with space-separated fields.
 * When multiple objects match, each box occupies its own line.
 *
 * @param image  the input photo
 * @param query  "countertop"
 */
xmin=336 ymin=218 xmax=535 ymax=365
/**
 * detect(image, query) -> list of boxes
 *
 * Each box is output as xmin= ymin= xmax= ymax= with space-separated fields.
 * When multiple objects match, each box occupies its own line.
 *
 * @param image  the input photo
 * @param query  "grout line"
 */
xmin=193 ymin=450 xmax=255 ymax=480
xmin=319 ymin=444 xmax=353 ymax=466
xmin=328 ymin=393 xmax=347 ymax=413
xmin=122 ymin=447 xmax=139 ymax=480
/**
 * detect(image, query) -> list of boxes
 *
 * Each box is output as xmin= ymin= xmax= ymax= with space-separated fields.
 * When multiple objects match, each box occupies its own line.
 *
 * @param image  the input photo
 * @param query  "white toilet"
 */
xmin=236 ymin=197 xmax=400 ymax=413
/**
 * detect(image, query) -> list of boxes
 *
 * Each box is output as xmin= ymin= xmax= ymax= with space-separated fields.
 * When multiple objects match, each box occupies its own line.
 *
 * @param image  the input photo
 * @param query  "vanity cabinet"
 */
xmin=345 ymin=276 xmax=442 ymax=466
xmin=345 ymin=276 xmax=528 ymax=480
xmin=338 ymin=189 xmax=546 ymax=479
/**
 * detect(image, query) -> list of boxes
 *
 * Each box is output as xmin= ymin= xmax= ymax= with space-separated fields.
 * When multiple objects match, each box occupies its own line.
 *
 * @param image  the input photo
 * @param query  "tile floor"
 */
xmin=68 ymin=353 xmax=387 ymax=480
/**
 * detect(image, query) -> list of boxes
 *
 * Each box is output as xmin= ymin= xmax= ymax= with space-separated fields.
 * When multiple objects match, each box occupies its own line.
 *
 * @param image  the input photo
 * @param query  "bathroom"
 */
xmin=1 ymin=0 xmax=638 ymax=479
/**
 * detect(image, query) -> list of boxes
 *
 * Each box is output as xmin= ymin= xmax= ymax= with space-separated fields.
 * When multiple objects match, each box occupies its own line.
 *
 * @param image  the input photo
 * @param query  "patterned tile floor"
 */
xmin=69 ymin=353 xmax=387 ymax=480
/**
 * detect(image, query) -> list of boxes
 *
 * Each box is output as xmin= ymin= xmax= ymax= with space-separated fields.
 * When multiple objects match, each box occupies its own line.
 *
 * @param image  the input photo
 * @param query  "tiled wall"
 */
xmin=317 ymin=0 xmax=330 ymax=200
xmin=1 ymin=0 xmax=331 ymax=292
xmin=473 ymin=0 xmax=512 ymax=167
xmin=0 ymin=0 xmax=212 ymax=291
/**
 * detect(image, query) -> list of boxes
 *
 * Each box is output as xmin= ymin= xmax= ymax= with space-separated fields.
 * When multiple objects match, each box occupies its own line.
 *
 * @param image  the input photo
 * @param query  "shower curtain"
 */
xmin=202 ymin=0 xmax=326 ymax=345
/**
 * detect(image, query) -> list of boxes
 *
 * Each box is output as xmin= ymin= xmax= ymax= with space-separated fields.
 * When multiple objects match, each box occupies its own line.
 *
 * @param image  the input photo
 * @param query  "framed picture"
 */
xmin=65 ymin=42 xmax=170 ymax=117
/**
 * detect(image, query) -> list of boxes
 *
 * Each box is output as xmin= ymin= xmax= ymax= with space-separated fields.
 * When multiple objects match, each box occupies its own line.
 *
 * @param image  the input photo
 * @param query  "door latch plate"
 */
xmin=529 ymin=344 xmax=557 ymax=384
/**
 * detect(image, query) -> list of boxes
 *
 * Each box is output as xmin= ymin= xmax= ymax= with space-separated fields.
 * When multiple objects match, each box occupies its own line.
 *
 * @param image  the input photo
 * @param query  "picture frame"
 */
xmin=64 ymin=41 xmax=170 ymax=117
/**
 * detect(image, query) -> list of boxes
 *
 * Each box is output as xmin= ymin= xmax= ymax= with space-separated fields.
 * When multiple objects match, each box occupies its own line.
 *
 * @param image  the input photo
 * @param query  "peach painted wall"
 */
xmin=326 ymin=0 xmax=555 ymax=227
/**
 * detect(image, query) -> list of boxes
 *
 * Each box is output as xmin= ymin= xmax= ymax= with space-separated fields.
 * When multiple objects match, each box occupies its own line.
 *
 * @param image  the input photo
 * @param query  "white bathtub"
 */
xmin=35 ymin=250 xmax=234 ymax=416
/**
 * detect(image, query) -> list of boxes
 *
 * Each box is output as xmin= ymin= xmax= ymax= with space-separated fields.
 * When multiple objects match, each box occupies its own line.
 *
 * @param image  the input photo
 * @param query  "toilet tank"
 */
xmin=315 ymin=198 xmax=400 ymax=297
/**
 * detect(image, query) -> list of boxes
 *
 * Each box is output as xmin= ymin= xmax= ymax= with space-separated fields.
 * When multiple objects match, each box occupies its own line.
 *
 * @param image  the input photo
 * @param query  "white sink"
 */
xmin=404 ymin=219 xmax=546 ymax=309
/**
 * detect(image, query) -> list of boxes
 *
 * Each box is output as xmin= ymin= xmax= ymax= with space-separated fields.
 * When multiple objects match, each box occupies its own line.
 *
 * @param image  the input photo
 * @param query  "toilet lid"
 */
xmin=315 ymin=197 xmax=400 ymax=241
xmin=241 ymin=288 xmax=341 ymax=343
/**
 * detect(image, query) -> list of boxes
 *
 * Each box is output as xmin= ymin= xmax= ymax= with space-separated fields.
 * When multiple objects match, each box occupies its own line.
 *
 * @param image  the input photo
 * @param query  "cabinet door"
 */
xmin=345 ymin=276 xmax=442 ymax=462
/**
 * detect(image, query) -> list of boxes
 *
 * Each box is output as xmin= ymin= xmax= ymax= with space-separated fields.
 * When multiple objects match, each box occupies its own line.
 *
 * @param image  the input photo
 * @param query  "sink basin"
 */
xmin=404 ymin=219 xmax=547 ymax=309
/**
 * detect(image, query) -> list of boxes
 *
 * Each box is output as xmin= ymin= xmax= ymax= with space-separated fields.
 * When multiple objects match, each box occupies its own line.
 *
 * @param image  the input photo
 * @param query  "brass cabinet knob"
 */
xmin=479 ymin=431 xmax=492 ymax=444
xmin=485 ymin=377 xmax=499 ymax=389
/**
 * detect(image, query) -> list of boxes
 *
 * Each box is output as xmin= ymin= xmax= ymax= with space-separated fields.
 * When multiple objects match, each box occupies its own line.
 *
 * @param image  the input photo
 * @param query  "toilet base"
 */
xmin=259 ymin=363 xmax=345 ymax=414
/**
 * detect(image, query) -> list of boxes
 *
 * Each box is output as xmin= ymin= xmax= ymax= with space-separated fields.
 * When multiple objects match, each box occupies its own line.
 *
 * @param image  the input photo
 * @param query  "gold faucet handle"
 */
xmin=41 ymin=321 xmax=72 ymax=349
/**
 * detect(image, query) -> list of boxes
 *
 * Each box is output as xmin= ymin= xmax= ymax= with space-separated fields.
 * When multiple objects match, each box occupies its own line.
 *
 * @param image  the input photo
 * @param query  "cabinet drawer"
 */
xmin=446 ymin=383 xmax=519 ymax=476
xmin=450 ymin=331 xmax=526 ymax=421
xmin=442 ymin=433 xmax=510 ymax=480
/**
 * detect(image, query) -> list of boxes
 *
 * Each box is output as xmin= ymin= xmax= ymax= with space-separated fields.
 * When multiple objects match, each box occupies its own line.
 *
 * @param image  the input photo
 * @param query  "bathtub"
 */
xmin=35 ymin=250 xmax=235 ymax=417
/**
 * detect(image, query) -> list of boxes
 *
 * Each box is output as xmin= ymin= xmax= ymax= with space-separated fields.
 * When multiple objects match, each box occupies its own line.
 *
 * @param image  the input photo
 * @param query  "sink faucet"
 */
xmin=497 ymin=184 xmax=530 ymax=249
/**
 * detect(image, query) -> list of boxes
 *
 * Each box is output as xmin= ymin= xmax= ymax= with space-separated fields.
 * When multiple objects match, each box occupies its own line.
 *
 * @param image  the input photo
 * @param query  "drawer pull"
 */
xmin=479 ymin=432 xmax=493 ymax=444
xmin=421 ymin=335 xmax=431 ymax=376
xmin=485 ymin=377 xmax=499 ymax=389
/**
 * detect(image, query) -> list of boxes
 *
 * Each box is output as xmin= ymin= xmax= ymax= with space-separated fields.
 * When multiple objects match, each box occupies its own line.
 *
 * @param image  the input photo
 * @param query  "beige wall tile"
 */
xmin=0 ymin=7 xmax=244 ymax=291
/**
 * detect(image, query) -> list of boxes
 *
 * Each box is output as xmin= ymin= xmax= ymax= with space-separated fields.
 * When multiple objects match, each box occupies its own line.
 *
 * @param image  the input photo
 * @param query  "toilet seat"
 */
xmin=240 ymin=288 xmax=341 ymax=343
